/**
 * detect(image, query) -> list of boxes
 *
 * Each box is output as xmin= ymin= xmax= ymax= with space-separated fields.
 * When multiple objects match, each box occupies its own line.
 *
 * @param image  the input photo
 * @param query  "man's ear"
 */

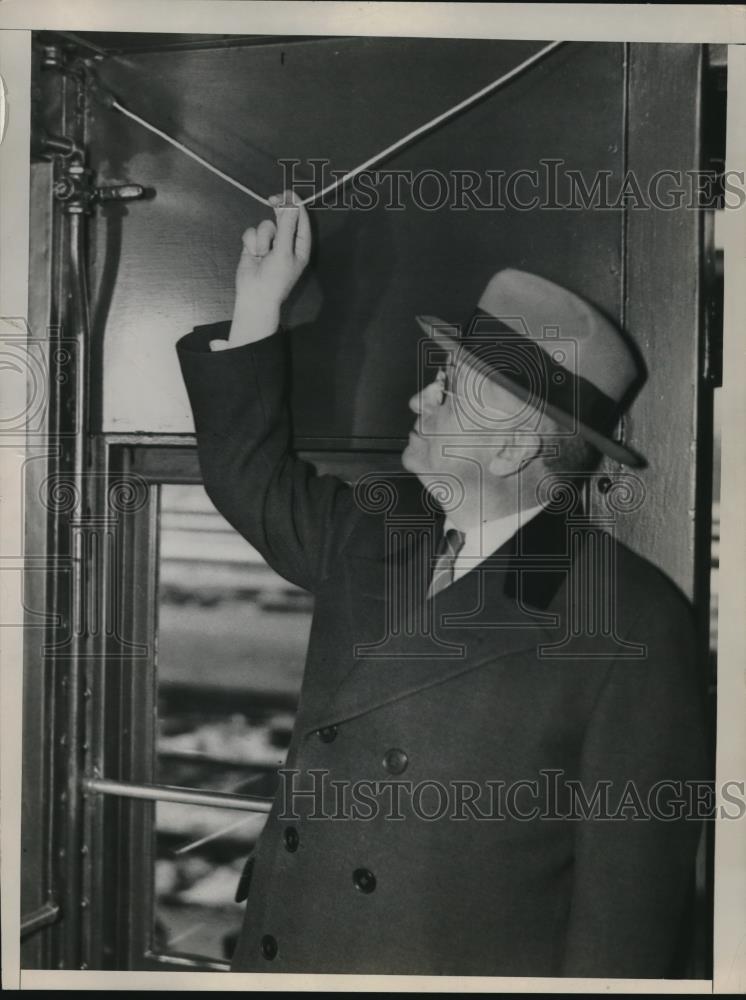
xmin=487 ymin=432 xmax=543 ymax=478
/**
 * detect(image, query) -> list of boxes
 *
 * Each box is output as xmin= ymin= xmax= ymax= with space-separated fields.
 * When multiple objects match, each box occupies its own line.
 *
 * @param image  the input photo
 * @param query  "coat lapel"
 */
xmin=305 ymin=492 xmax=574 ymax=734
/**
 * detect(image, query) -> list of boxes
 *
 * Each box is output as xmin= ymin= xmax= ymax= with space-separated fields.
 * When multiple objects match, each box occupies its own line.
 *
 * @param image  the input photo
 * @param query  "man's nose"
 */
xmin=408 ymin=380 xmax=440 ymax=414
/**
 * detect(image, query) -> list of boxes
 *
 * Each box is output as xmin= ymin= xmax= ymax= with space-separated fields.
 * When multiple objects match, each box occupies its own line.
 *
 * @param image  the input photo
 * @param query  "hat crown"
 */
xmin=476 ymin=269 xmax=638 ymax=403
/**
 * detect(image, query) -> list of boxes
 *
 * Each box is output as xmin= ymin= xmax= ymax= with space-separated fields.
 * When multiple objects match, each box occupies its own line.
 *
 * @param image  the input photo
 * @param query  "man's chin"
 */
xmin=400 ymin=446 xmax=431 ymax=484
xmin=400 ymin=442 xmax=419 ymax=473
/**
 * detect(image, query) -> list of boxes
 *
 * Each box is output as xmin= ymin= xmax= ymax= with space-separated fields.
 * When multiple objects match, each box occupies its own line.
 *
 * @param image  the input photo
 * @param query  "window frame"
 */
xmin=80 ymin=436 xmax=400 ymax=971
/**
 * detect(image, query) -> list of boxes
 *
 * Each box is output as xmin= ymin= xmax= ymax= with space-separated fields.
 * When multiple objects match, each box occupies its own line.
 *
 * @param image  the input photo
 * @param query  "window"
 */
xmin=152 ymin=483 xmax=311 ymax=963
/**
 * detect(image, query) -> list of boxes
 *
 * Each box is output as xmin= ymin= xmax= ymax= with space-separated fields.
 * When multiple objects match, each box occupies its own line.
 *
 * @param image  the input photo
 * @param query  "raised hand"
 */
xmin=228 ymin=190 xmax=311 ymax=346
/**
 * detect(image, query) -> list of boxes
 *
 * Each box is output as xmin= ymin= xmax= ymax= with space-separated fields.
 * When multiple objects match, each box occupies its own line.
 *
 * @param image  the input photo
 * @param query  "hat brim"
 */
xmin=415 ymin=315 xmax=646 ymax=469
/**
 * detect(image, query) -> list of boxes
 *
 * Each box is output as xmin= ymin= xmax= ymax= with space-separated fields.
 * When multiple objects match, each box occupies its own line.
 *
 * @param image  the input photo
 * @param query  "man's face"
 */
xmin=400 ymin=352 xmax=533 ymax=496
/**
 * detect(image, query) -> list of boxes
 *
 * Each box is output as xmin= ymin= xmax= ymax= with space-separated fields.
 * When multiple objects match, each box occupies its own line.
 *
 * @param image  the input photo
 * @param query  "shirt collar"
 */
xmin=443 ymin=503 xmax=545 ymax=572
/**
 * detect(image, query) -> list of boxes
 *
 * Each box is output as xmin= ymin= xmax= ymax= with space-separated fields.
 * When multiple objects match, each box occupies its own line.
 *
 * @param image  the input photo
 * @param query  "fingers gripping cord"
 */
xmin=105 ymin=41 xmax=564 ymax=209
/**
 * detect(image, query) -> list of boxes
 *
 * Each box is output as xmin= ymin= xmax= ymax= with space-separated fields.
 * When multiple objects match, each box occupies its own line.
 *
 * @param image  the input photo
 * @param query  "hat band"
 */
xmin=448 ymin=309 xmax=620 ymax=436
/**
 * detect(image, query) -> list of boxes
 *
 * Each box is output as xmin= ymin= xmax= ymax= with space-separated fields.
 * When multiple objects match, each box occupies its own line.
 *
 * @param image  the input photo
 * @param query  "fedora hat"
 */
xmin=415 ymin=268 xmax=645 ymax=468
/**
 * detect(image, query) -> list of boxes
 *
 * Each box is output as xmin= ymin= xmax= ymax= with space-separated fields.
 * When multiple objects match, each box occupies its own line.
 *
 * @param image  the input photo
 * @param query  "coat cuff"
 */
xmin=176 ymin=321 xmax=289 ymax=439
xmin=175 ymin=321 xmax=283 ymax=358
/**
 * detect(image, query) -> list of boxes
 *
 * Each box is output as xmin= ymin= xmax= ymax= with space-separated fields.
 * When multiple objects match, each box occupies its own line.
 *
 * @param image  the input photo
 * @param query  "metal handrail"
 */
xmin=21 ymin=901 xmax=61 ymax=939
xmin=82 ymin=777 xmax=273 ymax=813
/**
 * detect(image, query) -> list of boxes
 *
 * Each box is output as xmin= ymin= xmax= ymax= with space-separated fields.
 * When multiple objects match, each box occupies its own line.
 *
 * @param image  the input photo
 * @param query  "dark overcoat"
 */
xmin=177 ymin=322 xmax=709 ymax=979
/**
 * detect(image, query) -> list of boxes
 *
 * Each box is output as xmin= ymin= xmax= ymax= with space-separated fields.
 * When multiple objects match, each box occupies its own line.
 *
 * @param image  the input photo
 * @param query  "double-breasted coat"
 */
xmin=177 ymin=322 xmax=709 ymax=979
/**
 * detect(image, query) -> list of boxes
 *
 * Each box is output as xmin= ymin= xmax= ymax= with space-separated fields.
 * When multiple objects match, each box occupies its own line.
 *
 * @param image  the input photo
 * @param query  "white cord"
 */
xmin=112 ymin=99 xmax=273 ymax=205
xmin=300 ymin=40 xmax=563 ymax=207
xmin=113 ymin=40 xmax=563 ymax=210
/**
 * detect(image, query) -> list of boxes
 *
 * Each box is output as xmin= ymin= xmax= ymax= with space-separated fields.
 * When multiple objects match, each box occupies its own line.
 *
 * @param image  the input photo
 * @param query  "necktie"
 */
xmin=428 ymin=527 xmax=466 ymax=599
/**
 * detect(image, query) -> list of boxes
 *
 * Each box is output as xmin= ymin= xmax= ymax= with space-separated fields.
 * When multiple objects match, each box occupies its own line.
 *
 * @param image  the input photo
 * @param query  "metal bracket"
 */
xmin=53 ymin=161 xmax=146 ymax=214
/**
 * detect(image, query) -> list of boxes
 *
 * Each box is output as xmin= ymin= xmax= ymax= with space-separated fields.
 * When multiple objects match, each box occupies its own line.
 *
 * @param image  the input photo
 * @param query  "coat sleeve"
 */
xmin=560 ymin=590 xmax=710 ymax=978
xmin=176 ymin=321 xmax=355 ymax=593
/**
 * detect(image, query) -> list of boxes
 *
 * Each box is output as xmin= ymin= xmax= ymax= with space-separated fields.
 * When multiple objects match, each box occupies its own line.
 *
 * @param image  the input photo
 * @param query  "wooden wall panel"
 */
xmin=611 ymin=43 xmax=704 ymax=598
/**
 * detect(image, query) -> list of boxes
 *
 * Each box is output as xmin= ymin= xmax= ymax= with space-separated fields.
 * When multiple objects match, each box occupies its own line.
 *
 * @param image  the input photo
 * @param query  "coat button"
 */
xmin=260 ymin=934 xmax=278 ymax=960
xmin=284 ymin=826 xmax=299 ymax=852
xmin=382 ymin=748 xmax=408 ymax=775
xmin=317 ymin=725 xmax=338 ymax=743
xmin=353 ymin=868 xmax=376 ymax=894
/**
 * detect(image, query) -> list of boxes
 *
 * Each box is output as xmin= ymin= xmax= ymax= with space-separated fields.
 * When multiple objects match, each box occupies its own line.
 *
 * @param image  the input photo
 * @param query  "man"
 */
xmin=176 ymin=193 xmax=707 ymax=978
